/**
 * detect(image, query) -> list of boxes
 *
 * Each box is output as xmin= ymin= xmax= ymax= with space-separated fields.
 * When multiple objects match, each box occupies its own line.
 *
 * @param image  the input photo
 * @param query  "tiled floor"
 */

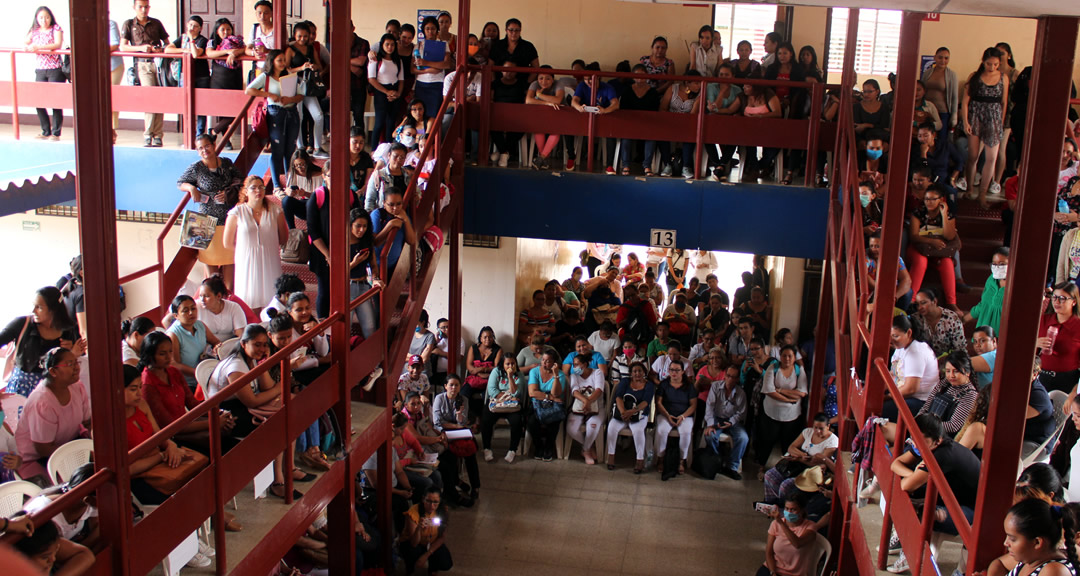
xmin=441 ymin=434 xmax=773 ymax=576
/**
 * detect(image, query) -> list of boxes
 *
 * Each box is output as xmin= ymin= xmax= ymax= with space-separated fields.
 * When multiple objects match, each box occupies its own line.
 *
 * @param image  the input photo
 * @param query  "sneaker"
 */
xmin=705 ymin=170 xmax=719 ymax=182
xmin=497 ymin=153 xmax=509 ymax=167
xmin=720 ymin=468 xmax=742 ymax=480
xmin=198 ymin=541 xmax=216 ymax=558
xmin=955 ymin=177 xmax=968 ymax=191
xmin=152 ymin=137 xmax=163 ymax=148
xmin=483 ymin=449 xmax=494 ymax=462
xmin=887 ymin=552 xmax=909 ymax=573
xmin=48 ymin=135 xmax=60 ymax=141
xmin=605 ymin=166 xmax=615 ymax=175
xmin=313 ymin=147 xmax=329 ymax=159
xmin=543 ymin=450 xmax=553 ymax=462
xmin=504 ymin=450 xmax=515 ymax=464
xmin=187 ymin=552 xmax=212 ymax=568
xmin=144 ymin=137 xmax=153 ymax=147
xmin=35 ymin=133 xmax=48 ymax=140
xmin=888 ymin=531 xmax=902 ymax=554
xmin=989 ymin=180 xmax=1002 ymax=195
xmin=566 ymin=158 xmax=575 ymax=171
xmin=660 ymin=164 xmax=673 ymax=177
xmin=681 ymin=167 xmax=694 ymax=179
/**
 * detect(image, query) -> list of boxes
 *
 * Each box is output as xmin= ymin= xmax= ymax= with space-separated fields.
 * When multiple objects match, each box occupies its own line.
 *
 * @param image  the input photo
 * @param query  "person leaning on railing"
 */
xmin=164 ymin=15 xmax=209 ymax=138
xmin=120 ymin=0 xmax=169 ymax=147
xmin=885 ymin=413 xmax=980 ymax=574
xmin=702 ymin=63 xmax=743 ymax=181
xmin=24 ymin=6 xmax=64 ymax=140
xmin=176 ymin=134 xmax=242 ymax=279
xmin=525 ymin=65 xmax=566 ymax=171
xmin=13 ymin=519 xmax=94 ymax=576
xmin=205 ymin=17 xmax=246 ymax=144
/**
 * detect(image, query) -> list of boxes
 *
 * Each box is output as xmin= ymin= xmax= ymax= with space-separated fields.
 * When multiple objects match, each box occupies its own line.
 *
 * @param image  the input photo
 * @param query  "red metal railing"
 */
xmin=467 ymin=64 xmax=837 ymax=181
xmin=0 ymin=48 xmax=257 ymax=148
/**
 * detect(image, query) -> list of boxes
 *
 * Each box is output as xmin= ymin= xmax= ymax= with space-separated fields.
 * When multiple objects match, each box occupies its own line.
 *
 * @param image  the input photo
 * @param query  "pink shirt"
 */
xmin=768 ymin=519 xmax=816 ymax=576
xmin=31 ymin=25 xmax=63 ymax=70
xmin=15 ymin=381 xmax=91 ymax=469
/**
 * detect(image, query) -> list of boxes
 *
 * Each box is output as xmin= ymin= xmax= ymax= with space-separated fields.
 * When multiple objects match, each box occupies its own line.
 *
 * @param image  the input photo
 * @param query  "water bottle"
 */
xmin=645 ymin=448 xmax=655 ymax=468
xmin=1059 ymin=198 xmax=1070 ymax=213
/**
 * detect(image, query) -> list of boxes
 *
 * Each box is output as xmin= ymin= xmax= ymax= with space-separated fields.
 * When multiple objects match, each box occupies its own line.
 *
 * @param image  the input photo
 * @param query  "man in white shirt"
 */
xmin=588 ymin=322 xmax=620 ymax=363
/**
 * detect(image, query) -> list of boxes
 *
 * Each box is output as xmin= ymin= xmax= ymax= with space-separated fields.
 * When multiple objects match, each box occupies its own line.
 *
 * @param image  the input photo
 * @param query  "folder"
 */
xmin=422 ymin=40 xmax=446 ymax=63
xmin=279 ymin=73 xmax=298 ymax=97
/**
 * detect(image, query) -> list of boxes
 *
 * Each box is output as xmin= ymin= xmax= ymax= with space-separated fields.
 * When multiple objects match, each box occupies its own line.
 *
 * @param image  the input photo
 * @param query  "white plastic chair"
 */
xmin=0 ymin=480 xmax=43 ymax=517
xmin=805 ymin=532 xmax=832 ymax=576
xmin=47 ymin=438 xmax=93 ymax=485
xmin=217 ymin=338 xmax=240 ymax=360
xmin=195 ymin=358 xmax=219 ymax=398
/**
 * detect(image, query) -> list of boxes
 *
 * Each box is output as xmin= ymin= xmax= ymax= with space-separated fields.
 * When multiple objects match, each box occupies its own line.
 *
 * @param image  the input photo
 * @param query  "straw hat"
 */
xmin=794 ymin=466 xmax=825 ymax=492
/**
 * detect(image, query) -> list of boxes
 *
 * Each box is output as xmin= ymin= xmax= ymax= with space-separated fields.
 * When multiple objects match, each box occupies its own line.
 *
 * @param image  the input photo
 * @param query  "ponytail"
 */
xmin=1007 ymin=499 xmax=1080 ymax=568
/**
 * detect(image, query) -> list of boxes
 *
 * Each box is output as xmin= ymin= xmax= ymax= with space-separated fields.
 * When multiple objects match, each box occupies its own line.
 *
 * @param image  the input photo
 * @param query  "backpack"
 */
xmin=692 ymin=446 xmax=723 ymax=480
xmin=281 ymin=229 xmax=310 ymax=264
xmin=622 ymin=304 xmax=651 ymax=346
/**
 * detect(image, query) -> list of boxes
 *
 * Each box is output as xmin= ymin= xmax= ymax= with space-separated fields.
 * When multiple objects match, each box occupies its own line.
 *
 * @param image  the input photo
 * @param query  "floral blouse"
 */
xmin=914 ymin=307 xmax=965 ymax=357
xmin=176 ymin=157 xmax=241 ymax=222
xmin=31 ymin=25 xmax=63 ymax=70
xmin=1054 ymin=176 xmax=1080 ymax=238
xmin=639 ymin=55 xmax=674 ymax=88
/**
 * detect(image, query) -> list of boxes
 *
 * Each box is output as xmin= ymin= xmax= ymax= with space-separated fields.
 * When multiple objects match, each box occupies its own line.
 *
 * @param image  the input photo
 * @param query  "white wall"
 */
xmin=0 ymin=211 xmax=195 ymax=323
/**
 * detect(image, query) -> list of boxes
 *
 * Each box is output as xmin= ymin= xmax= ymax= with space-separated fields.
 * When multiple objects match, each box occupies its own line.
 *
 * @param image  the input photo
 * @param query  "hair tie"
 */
xmin=1051 ymin=504 xmax=1064 ymax=520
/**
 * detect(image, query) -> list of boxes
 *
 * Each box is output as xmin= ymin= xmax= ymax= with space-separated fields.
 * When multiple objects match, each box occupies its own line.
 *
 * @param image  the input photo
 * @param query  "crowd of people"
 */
xmin=11 ymin=3 xmax=1080 ymax=575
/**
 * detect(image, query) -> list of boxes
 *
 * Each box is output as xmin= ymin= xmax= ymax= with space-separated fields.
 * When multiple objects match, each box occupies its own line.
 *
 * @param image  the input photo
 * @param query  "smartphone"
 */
xmin=583 ymin=105 xmax=601 ymax=114
xmin=431 ymin=517 xmax=442 ymax=526
xmin=754 ymin=502 xmax=777 ymax=516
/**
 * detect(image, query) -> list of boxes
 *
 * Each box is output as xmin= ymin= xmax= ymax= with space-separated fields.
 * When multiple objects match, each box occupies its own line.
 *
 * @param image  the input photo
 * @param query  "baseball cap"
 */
xmin=408 ymin=354 xmax=424 ymax=366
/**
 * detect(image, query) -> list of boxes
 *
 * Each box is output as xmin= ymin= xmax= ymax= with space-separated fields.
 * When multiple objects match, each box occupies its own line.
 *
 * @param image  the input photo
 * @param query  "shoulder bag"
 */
xmin=2 ymin=317 xmax=31 ymax=384
xmin=571 ymin=386 xmax=598 ymax=416
xmin=488 ymin=390 xmax=521 ymax=414
xmin=914 ymin=234 xmax=962 ymax=259
xmin=532 ymin=398 xmax=566 ymax=425
xmin=138 ymin=448 xmax=209 ymax=494
xmin=281 ymin=228 xmax=310 ymax=263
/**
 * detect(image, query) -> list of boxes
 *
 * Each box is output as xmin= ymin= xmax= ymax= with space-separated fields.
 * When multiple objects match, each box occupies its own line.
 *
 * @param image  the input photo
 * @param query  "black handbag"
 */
xmin=299 ymin=69 xmax=327 ymax=99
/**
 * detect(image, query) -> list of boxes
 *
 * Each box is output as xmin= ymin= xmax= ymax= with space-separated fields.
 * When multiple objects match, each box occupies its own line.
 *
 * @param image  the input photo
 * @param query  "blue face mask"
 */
xmin=0 ymin=410 xmax=5 ymax=429
xmin=415 ymin=326 xmax=422 ymax=333
xmin=783 ymin=511 xmax=800 ymax=523
xmin=572 ymin=367 xmax=584 ymax=376
xmin=866 ymin=149 xmax=883 ymax=160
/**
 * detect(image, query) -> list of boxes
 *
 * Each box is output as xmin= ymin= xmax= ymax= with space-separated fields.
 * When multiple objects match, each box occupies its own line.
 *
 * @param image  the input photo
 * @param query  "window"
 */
xmin=463 ymin=234 xmax=499 ymax=249
xmin=713 ymin=4 xmax=777 ymax=62
xmin=827 ymin=8 xmax=902 ymax=77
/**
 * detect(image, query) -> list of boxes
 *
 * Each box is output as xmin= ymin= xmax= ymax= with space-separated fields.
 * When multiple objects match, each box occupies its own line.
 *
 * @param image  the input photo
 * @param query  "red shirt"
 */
xmin=1004 ymin=175 xmax=1019 ymax=202
xmin=1039 ymin=313 xmax=1080 ymax=373
xmin=127 ymin=409 xmax=155 ymax=449
xmin=142 ymin=366 xmax=199 ymax=427
xmin=227 ymin=294 xmax=260 ymax=324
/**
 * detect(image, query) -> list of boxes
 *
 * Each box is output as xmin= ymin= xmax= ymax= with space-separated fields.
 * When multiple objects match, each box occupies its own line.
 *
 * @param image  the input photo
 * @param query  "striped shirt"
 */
xmin=917 ymin=380 xmax=978 ymax=436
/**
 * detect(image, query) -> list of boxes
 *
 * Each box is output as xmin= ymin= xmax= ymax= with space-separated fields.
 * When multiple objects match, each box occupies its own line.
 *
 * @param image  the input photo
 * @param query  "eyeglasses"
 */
xmin=1052 ymin=295 xmax=1074 ymax=303
xmin=506 ymin=28 xmax=521 ymax=33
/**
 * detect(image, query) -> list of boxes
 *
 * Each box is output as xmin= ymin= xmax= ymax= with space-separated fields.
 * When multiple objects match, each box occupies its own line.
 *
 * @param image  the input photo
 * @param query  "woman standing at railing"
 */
xmin=525 ymin=65 xmax=565 ymax=171
xmin=368 ymin=34 xmax=405 ymax=146
xmin=658 ymin=71 xmax=703 ymax=180
xmin=205 ymin=18 xmax=246 ymax=145
xmin=764 ymin=42 xmax=807 ymax=185
xmin=286 ymin=22 xmax=326 ymax=157
xmin=25 ymin=6 xmax=64 ymax=141
xmin=640 ymin=36 xmax=675 ymax=94
xmin=619 ymin=64 xmax=661 ymax=176
xmin=246 ymin=50 xmax=304 ymax=192
xmin=223 ymin=176 xmax=287 ymax=313
xmin=740 ymin=71 xmax=782 ymax=182
xmin=1036 ymin=282 xmax=1080 ymax=394
xmin=413 ymin=17 xmax=452 ymax=124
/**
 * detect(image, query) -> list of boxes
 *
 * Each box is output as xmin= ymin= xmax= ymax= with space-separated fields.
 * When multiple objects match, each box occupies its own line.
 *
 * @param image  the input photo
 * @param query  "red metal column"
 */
xmin=448 ymin=0 xmax=467 ymax=375
xmin=326 ymin=0 xmax=356 ymax=573
xmin=968 ymin=16 xmax=1079 ymax=572
xmin=182 ymin=53 xmax=195 ymax=148
xmin=69 ymin=0 xmax=132 ymax=574
xmin=864 ymin=11 xmax=922 ymax=417
xmin=274 ymin=0 xmax=287 ymax=50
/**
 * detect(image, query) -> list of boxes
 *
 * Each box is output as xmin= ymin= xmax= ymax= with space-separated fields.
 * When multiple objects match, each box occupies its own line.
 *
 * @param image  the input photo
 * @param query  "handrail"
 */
xmin=478 ymin=63 xmax=840 ymax=91
xmin=876 ymin=356 xmax=973 ymax=543
xmin=214 ymin=95 xmax=256 ymax=154
xmin=0 ymin=467 xmax=114 ymax=543
xmin=129 ymin=310 xmax=343 ymax=461
xmin=0 ymin=46 xmax=262 ymax=63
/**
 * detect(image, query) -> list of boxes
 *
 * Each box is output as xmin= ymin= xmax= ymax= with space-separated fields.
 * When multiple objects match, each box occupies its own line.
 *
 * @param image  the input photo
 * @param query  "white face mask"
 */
xmin=990 ymin=264 xmax=1007 ymax=280
xmin=399 ymin=135 xmax=416 ymax=148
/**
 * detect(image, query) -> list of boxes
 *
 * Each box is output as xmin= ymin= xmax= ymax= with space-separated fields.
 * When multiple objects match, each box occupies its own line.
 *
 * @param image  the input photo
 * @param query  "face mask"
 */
xmin=783 ymin=511 xmax=800 ymax=523
xmin=991 ymin=264 xmax=1007 ymax=280
xmin=0 ymin=410 xmax=5 ymax=430
xmin=400 ymin=135 xmax=416 ymax=148
xmin=859 ymin=194 xmax=872 ymax=208
xmin=415 ymin=326 xmax=422 ymax=333
xmin=572 ymin=367 xmax=583 ymax=376
xmin=467 ymin=44 xmax=479 ymax=56
xmin=866 ymin=149 xmax=883 ymax=161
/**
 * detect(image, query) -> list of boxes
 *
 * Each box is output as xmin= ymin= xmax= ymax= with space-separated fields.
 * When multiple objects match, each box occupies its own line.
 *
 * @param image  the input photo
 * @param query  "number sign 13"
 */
xmin=650 ymin=229 xmax=676 ymax=248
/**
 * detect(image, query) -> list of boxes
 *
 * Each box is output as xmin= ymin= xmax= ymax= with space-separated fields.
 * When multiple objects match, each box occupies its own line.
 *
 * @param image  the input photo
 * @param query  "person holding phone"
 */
xmin=399 ymin=486 xmax=453 ymax=575
xmin=571 ymin=62 xmax=619 ymax=174
xmin=759 ymin=493 xmax=817 ymax=576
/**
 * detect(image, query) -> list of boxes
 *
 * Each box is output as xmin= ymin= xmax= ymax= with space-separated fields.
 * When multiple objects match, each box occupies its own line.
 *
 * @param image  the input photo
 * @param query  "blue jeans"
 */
xmin=267 ymin=105 xmax=300 ymax=189
xmin=350 ymin=280 xmax=378 ymax=339
xmin=414 ymin=81 xmax=443 ymax=119
xmin=194 ymin=76 xmax=210 ymax=137
xmin=296 ymin=420 xmax=320 ymax=453
xmin=281 ymin=195 xmax=308 ymax=229
xmin=709 ymin=424 xmax=748 ymax=472
xmin=620 ymin=139 xmax=659 ymax=172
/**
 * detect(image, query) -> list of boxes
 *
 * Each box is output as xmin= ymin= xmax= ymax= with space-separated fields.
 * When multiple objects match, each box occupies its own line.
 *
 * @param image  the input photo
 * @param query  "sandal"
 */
xmin=269 ymin=482 xmax=303 ymax=500
xmin=621 ymin=167 xmax=631 ymax=176
xmin=644 ymin=168 xmax=655 ymax=177
xmin=292 ymin=470 xmax=317 ymax=483
xmin=224 ymin=513 xmax=244 ymax=532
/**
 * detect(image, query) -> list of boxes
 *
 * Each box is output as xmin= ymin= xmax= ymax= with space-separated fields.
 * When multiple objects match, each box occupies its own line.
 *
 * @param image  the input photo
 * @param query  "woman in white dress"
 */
xmin=223 ymin=176 xmax=288 ymax=311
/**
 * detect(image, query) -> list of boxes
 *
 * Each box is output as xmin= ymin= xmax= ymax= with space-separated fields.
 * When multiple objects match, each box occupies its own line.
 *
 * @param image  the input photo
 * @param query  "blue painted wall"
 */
xmin=462 ymin=168 xmax=830 ymax=259
xmin=0 ymin=141 xmax=270 ymax=216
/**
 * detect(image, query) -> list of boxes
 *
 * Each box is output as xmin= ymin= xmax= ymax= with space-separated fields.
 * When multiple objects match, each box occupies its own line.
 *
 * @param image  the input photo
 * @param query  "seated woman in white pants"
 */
xmin=654 ymin=359 xmax=697 ymax=476
xmin=606 ymin=361 xmax=655 ymax=473
xmin=568 ymin=353 xmax=606 ymax=465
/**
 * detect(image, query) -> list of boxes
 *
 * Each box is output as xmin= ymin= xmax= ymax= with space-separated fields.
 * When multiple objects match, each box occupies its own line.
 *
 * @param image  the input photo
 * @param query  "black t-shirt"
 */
xmin=349 ymin=238 xmax=373 ymax=280
xmin=349 ymin=153 xmax=374 ymax=192
xmin=390 ymin=172 xmax=407 ymax=191
xmin=0 ymin=316 xmax=77 ymax=373
xmin=489 ymin=38 xmax=538 ymax=70
xmin=620 ymin=85 xmax=661 ymax=112
xmin=492 ymin=78 xmax=528 ymax=104
xmin=1026 ymin=381 xmax=1056 ymax=446
xmin=172 ymin=35 xmax=210 ymax=79
xmin=925 ymin=438 xmax=981 ymax=508
xmin=554 ymin=320 xmax=589 ymax=341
